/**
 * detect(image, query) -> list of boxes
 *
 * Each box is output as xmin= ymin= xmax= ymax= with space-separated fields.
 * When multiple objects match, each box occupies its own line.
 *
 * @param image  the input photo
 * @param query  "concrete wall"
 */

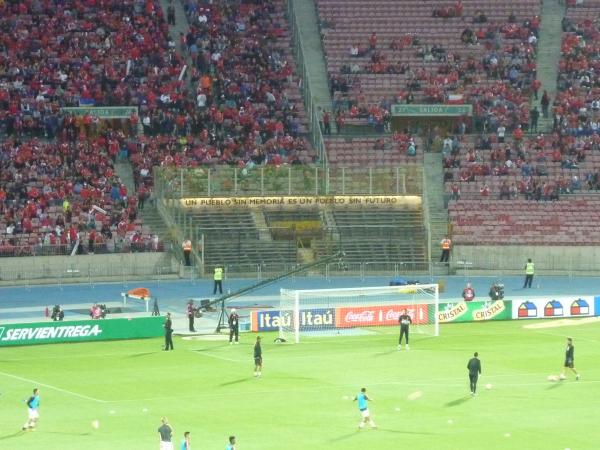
xmin=0 ymin=252 xmax=179 ymax=285
xmin=453 ymin=245 xmax=600 ymax=275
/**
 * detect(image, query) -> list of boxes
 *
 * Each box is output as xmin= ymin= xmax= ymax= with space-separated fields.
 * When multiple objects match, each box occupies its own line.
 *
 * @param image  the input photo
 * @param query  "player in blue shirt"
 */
xmin=226 ymin=435 xmax=236 ymax=450
xmin=22 ymin=388 xmax=40 ymax=431
xmin=353 ymin=387 xmax=376 ymax=430
xmin=180 ymin=431 xmax=191 ymax=450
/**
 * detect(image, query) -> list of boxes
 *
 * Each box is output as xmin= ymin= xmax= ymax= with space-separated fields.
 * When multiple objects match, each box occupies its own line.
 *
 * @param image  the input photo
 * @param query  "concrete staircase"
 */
xmin=251 ymin=210 xmax=272 ymax=241
xmin=158 ymin=0 xmax=195 ymax=93
xmin=423 ymin=153 xmax=449 ymax=271
xmin=289 ymin=0 xmax=335 ymax=131
xmin=114 ymin=160 xmax=136 ymax=194
xmin=534 ymin=0 xmax=565 ymax=131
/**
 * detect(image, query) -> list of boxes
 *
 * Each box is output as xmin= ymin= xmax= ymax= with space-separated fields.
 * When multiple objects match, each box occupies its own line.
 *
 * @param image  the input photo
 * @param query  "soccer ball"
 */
xmin=547 ymin=375 xmax=559 ymax=382
xmin=92 ymin=420 xmax=100 ymax=429
xmin=485 ymin=383 xmax=492 ymax=390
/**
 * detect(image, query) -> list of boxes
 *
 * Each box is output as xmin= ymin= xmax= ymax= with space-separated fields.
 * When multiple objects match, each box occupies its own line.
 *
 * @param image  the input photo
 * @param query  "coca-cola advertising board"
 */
xmin=335 ymin=304 xmax=429 ymax=328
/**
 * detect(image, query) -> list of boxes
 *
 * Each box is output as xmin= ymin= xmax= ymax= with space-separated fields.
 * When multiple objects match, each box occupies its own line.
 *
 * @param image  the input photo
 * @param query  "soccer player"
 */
xmin=226 ymin=435 xmax=236 ymax=450
xmin=229 ymin=308 xmax=240 ymax=344
xmin=253 ymin=336 xmax=262 ymax=377
xmin=467 ymin=352 xmax=482 ymax=395
xmin=397 ymin=309 xmax=412 ymax=350
xmin=158 ymin=417 xmax=174 ymax=450
xmin=560 ymin=338 xmax=580 ymax=380
xmin=180 ymin=431 xmax=191 ymax=450
xmin=22 ymin=388 xmax=40 ymax=431
xmin=354 ymin=387 xmax=376 ymax=430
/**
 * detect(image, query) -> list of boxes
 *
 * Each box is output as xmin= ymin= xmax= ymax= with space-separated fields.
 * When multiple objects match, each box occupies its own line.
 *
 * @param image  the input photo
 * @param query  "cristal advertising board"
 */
xmin=0 ymin=317 xmax=164 ymax=347
xmin=437 ymin=300 xmax=512 ymax=323
xmin=251 ymin=308 xmax=335 ymax=332
xmin=511 ymin=296 xmax=595 ymax=319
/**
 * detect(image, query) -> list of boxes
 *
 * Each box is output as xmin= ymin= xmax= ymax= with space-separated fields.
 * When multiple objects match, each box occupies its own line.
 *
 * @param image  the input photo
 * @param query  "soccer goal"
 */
xmin=279 ymin=284 xmax=439 ymax=343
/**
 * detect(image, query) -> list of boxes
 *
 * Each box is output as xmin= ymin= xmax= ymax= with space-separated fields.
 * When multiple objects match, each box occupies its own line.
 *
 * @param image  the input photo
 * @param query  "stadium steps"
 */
xmin=114 ymin=159 xmax=136 ymax=195
xmin=251 ymin=210 xmax=273 ymax=241
xmin=423 ymin=153 xmax=449 ymax=268
xmin=535 ymin=0 xmax=565 ymax=132
xmin=289 ymin=0 xmax=335 ymax=129
xmin=158 ymin=0 xmax=195 ymax=93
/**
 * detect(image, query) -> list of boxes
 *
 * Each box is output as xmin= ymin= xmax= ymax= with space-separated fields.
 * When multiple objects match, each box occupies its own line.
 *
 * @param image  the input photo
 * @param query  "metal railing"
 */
xmin=155 ymin=166 xmax=423 ymax=198
xmin=0 ymin=262 xmax=177 ymax=286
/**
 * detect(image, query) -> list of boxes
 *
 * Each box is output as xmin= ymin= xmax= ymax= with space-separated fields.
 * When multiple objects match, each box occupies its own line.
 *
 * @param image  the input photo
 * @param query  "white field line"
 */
xmin=188 ymin=350 xmax=243 ymax=363
xmin=0 ymin=370 xmax=107 ymax=403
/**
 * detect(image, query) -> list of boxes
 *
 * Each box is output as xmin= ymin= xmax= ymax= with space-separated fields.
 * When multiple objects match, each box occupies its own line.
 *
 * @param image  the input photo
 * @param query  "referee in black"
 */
xmin=467 ymin=352 xmax=481 ymax=395
xmin=397 ymin=309 xmax=412 ymax=350
xmin=164 ymin=312 xmax=174 ymax=351
xmin=560 ymin=337 xmax=580 ymax=380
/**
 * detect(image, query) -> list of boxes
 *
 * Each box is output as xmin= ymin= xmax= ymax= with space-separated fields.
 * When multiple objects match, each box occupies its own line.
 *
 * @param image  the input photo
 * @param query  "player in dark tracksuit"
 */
xmin=253 ymin=336 xmax=262 ymax=377
xmin=164 ymin=313 xmax=174 ymax=351
xmin=229 ymin=309 xmax=239 ymax=344
xmin=467 ymin=352 xmax=482 ymax=395
xmin=560 ymin=338 xmax=580 ymax=380
xmin=397 ymin=310 xmax=412 ymax=350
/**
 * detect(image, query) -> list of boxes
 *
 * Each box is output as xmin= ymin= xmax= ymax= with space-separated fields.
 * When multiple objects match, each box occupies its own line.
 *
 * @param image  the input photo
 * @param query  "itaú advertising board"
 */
xmin=335 ymin=304 xmax=429 ymax=328
xmin=251 ymin=308 xmax=335 ymax=332
xmin=511 ymin=296 xmax=595 ymax=319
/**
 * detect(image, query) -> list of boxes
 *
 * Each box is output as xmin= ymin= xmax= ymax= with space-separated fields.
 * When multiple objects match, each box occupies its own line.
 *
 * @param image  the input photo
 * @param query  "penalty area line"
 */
xmin=0 ymin=370 xmax=107 ymax=403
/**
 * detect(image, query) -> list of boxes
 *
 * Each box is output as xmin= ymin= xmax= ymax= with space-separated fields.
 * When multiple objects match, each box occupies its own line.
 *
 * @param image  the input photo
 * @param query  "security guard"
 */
xmin=440 ymin=235 xmax=452 ymax=263
xmin=182 ymin=239 xmax=192 ymax=266
xmin=523 ymin=258 xmax=535 ymax=288
xmin=213 ymin=265 xmax=224 ymax=295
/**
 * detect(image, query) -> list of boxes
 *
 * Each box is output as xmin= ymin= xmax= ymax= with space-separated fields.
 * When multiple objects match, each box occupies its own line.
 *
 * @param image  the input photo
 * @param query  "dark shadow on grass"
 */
xmin=546 ymin=382 xmax=564 ymax=390
xmin=444 ymin=395 xmax=472 ymax=407
xmin=219 ymin=378 xmax=250 ymax=387
xmin=327 ymin=431 xmax=359 ymax=443
xmin=128 ymin=351 xmax=159 ymax=358
xmin=0 ymin=431 xmax=25 ymax=441
xmin=377 ymin=428 xmax=440 ymax=436
xmin=374 ymin=349 xmax=398 ymax=357
xmin=40 ymin=431 xmax=92 ymax=436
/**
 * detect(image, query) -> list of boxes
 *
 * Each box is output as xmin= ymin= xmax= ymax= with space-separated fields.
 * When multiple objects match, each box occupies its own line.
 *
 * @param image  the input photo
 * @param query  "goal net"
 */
xmin=279 ymin=284 xmax=439 ymax=343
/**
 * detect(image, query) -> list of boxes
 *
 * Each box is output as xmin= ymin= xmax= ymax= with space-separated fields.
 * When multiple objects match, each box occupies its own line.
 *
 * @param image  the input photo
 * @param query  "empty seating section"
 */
xmin=203 ymin=240 xmax=297 ymax=270
xmin=189 ymin=209 xmax=298 ymax=268
xmin=330 ymin=206 xmax=427 ymax=262
xmin=188 ymin=210 xmax=258 ymax=240
xmin=325 ymin=135 xmax=423 ymax=167
xmin=449 ymin=198 xmax=600 ymax=245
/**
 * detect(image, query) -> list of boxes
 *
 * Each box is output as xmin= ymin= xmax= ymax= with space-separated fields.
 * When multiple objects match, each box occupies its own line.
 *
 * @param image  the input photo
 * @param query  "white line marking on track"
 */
xmin=0 ymin=370 xmax=107 ymax=403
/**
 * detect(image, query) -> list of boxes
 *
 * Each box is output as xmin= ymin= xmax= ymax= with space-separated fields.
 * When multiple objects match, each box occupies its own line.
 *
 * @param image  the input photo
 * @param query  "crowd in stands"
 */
xmin=0 ymin=0 xmax=313 ymax=256
xmin=0 ymin=0 xmax=185 ymax=139
xmin=0 ymin=136 xmax=161 ymax=257
xmin=317 ymin=0 xmax=541 ymax=133
xmin=443 ymin=130 xmax=600 ymax=201
xmin=553 ymin=5 xmax=600 ymax=137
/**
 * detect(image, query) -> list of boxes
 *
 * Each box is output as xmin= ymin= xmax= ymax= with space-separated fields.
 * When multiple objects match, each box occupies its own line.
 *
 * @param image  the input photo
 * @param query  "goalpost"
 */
xmin=279 ymin=284 xmax=439 ymax=343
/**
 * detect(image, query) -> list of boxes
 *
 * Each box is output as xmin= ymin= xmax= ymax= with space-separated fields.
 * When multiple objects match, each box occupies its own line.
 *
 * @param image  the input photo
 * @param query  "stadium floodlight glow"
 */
xmin=279 ymin=284 xmax=439 ymax=343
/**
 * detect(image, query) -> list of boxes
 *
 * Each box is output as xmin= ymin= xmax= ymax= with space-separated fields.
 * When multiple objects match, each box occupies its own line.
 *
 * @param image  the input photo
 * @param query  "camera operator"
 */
xmin=489 ymin=283 xmax=504 ymax=301
xmin=51 ymin=305 xmax=64 ymax=321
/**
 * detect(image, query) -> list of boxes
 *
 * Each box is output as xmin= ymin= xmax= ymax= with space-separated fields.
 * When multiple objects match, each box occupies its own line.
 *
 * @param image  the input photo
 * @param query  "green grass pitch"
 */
xmin=0 ymin=319 xmax=598 ymax=450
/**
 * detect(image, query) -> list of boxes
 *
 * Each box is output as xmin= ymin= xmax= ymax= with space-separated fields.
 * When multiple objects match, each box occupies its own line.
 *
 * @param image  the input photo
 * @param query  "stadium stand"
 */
xmin=317 ymin=0 xmax=540 ymax=131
